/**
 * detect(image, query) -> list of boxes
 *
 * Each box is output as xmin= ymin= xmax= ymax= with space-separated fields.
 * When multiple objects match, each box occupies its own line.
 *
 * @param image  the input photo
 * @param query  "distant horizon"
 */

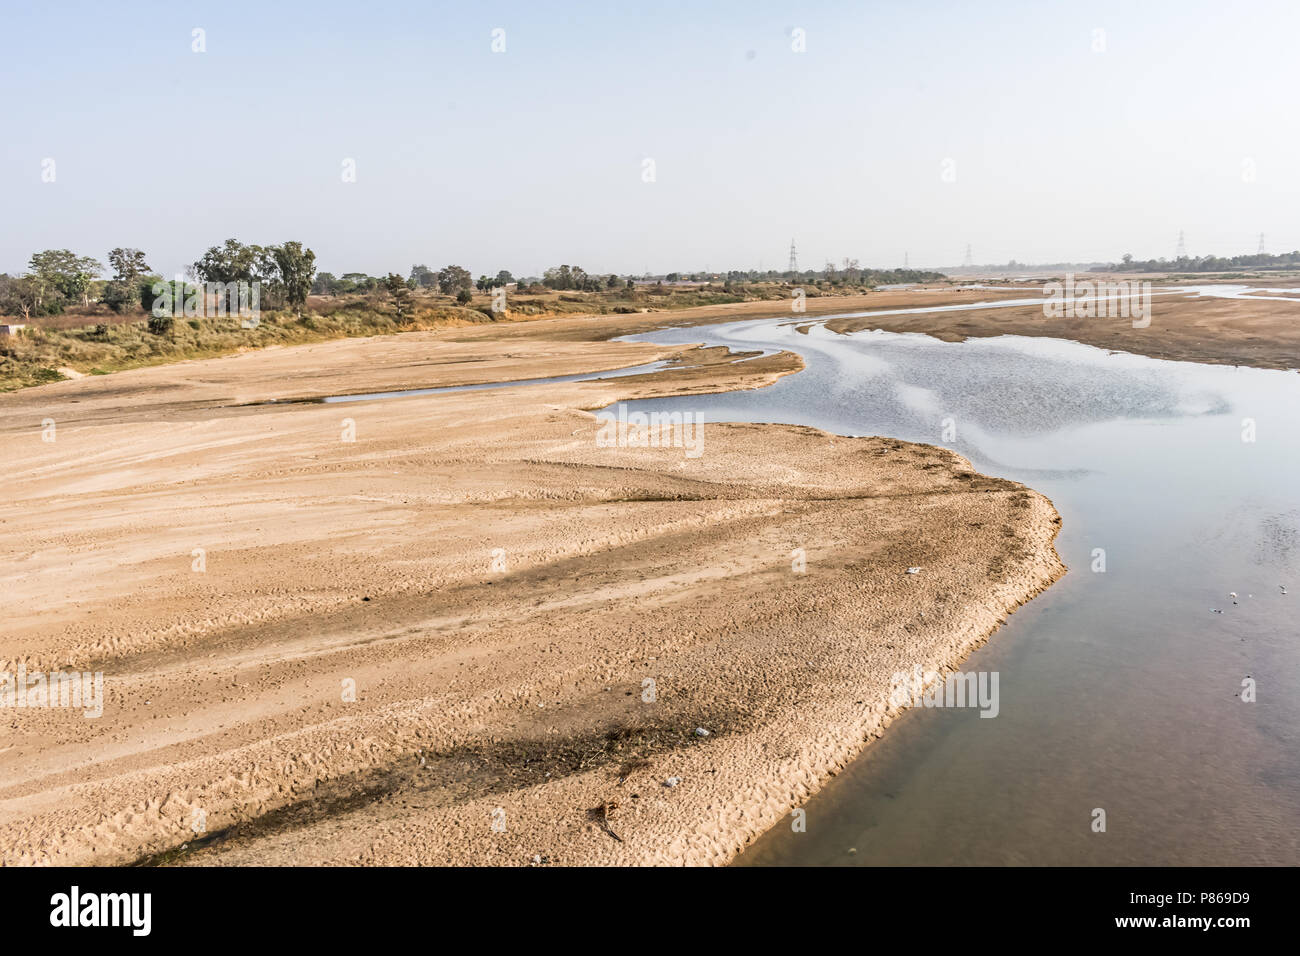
xmin=5 ymin=241 xmax=1296 ymax=286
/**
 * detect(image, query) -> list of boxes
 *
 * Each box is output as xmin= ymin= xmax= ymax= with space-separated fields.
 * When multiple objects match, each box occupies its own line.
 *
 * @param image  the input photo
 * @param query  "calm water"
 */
xmin=612 ymin=317 xmax=1300 ymax=865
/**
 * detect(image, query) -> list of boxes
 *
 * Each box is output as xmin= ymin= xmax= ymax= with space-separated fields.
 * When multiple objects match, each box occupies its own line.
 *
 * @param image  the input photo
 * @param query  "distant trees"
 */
xmin=102 ymin=248 xmax=152 ymax=313
xmin=2 ymin=235 xmax=989 ymax=328
xmin=192 ymin=239 xmax=263 ymax=286
xmin=384 ymin=273 xmax=414 ymax=321
xmin=341 ymin=273 xmax=379 ymax=293
xmin=542 ymin=265 xmax=574 ymax=290
xmin=1110 ymin=249 xmax=1300 ymax=272
xmin=191 ymin=239 xmax=315 ymax=310
xmin=272 ymin=241 xmax=316 ymax=316
xmin=28 ymin=250 xmax=103 ymax=311
xmin=474 ymin=271 xmax=515 ymax=292
xmin=436 ymin=265 xmax=472 ymax=295
xmin=107 ymin=248 xmax=150 ymax=285
xmin=0 ymin=275 xmax=43 ymax=320
xmin=541 ymin=264 xmax=606 ymax=291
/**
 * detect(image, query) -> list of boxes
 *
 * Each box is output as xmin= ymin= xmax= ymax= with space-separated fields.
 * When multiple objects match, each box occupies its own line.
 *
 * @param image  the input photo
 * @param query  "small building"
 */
xmin=0 ymin=324 xmax=26 ymax=336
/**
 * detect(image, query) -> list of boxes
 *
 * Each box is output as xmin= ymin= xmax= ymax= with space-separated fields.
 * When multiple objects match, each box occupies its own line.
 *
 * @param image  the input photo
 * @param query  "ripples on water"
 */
xmin=611 ymin=318 xmax=1300 ymax=865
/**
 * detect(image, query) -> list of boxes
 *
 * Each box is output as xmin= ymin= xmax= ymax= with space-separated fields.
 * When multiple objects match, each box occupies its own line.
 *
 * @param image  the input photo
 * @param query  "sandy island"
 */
xmin=3 ymin=303 xmax=1075 ymax=865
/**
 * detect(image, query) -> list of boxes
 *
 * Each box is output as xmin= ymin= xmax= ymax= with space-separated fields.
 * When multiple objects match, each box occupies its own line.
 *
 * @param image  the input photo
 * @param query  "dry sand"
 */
xmin=0 ymin=313 xmax=1068 ymax=866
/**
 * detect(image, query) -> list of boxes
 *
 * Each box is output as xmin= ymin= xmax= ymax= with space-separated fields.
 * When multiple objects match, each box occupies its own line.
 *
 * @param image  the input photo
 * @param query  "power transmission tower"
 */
xmin=962 ymin=244 xmax=973 ymax=268
xmin=788 ymin=239 xmax=798 ymax=274
xmin=1176 ymin=230 xmax=1187 ymax=259
xmin=904 ymin=251 xmax=909 ymax=269
xmin=1258 ymin=232 xmax=1266 ymax=255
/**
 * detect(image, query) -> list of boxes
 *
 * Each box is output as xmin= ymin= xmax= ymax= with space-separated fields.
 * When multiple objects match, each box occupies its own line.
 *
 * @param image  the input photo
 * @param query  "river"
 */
xmin=610 ymin=309 xmax=1300 ymax=865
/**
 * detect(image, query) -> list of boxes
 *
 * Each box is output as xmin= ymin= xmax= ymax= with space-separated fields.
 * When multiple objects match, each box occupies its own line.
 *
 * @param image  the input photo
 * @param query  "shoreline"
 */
xmin=1 ymin=314 xmax=1065 ymax=865
xmin=5 ymin=279 xmax=1298 ymax=400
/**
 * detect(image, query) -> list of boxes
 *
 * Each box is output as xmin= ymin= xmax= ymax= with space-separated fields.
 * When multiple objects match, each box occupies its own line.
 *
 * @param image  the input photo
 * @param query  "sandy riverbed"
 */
xmin=0 ymin=313 xmax=1068 ymax=865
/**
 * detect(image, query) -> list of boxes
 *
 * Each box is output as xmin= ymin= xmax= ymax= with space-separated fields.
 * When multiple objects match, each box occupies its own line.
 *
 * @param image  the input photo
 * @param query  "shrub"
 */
xmin=455 ymin=288 xmax=473 ymax=305
xmin=100 ymin=280 xmax=135 ymax=314
xmin=147 ymin=314 xmax=174 ymax=336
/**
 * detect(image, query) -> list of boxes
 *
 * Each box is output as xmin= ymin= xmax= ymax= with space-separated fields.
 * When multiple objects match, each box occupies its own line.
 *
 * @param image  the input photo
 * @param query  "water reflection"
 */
xmin=611 ymin=319 xmax=1300 ymax=865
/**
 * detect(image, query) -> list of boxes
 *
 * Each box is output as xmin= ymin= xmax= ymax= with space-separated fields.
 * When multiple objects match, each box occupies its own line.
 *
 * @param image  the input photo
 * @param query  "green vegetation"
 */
xmin=0 ymin=236 xmax=959 ymax=393
xmin=1113 ymin=250 xmax=1300 ymax=272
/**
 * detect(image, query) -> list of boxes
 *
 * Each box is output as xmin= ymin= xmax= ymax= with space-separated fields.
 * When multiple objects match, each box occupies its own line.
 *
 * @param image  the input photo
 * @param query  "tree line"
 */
xmin=1112 ymin=250 xmax=1300 ymax=272
xmin=0 ymin=240 xmax=317 ymax=320
xmin=2 ymin=240 xmax=954 ymax=325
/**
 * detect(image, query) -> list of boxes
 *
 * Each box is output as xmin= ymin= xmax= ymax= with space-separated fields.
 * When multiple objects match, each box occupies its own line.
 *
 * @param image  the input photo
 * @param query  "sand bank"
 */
xmin=0 ymin=318 xmax=1062 ymax=865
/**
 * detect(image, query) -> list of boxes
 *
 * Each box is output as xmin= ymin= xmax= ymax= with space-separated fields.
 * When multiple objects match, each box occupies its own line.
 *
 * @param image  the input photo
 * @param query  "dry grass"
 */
xmin=0 ymin=282 xmax=878 ymax=392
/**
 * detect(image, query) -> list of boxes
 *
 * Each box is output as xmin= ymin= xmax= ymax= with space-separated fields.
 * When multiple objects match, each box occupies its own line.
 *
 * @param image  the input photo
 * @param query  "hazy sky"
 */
xmin=3 ymin=0 xmax=1299 ymax=278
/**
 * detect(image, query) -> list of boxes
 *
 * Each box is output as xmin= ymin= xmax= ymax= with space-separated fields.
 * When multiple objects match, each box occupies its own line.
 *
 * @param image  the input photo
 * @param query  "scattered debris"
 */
xmin=905 ymin=567 xmax=922 ymax=575
xmin=664 ymin=776 xmax=682 ymax=788
xmin=1212 ymin=609 xmax=1223 ymax=614
xmin=693 ymin=727 xmax=710 ymax=737
xmin=587 ymin=802 xmax=623 ymax=842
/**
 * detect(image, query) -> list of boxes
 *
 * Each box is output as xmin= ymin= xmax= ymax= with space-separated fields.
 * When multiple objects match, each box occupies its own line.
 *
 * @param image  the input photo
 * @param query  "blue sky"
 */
xmin=2 ymin=0 xmax=1298 ymax=278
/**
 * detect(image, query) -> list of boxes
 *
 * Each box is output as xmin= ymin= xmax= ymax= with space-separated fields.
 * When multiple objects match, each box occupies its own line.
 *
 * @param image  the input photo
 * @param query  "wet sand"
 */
xmin=0 ymin=321 xmax=1061 ymax=866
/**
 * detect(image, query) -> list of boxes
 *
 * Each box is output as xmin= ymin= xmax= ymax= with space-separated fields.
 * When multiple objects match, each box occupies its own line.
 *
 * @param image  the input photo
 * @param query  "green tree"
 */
xmin=384 ymin=273 xmax=414 ymax=321
xmin=0 ymin=275 xmax=43 ymax=320
xmin=272 ymin=241 xmax=316 ymax=316
xmin=192 ymin=239 xmax=259 ymax=285
xmin=436 ymin=265 xmax=472 ymax=295
xmin=100 ymin=281 xmax=136 ymax=313
xmin=193 ymin=239 xmax=284 ymax=306
xmin=28 ymin=249 xmax=103 ymax=309
xmin=102 ymin=248 xmax=151 ymax=313
xmin=107 ymin=248 xmax=150 ymax=285
xmin=456 ymin=287 xmax=473 ymax=305
xmin=409 ymin=265 xmax=437 ymax=289
xmin=340 ymin=273 xmax=375 ymax=294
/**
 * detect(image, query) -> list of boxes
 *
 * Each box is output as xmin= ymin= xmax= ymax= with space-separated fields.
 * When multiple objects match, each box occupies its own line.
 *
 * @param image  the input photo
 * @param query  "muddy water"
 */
xmin=612 ymin=318 xmax=1300 ymax=865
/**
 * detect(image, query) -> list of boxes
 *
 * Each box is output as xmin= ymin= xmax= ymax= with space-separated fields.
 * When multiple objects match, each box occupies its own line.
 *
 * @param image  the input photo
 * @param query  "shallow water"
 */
xmin=611 ymin=318 xmax=1300 ymax=865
